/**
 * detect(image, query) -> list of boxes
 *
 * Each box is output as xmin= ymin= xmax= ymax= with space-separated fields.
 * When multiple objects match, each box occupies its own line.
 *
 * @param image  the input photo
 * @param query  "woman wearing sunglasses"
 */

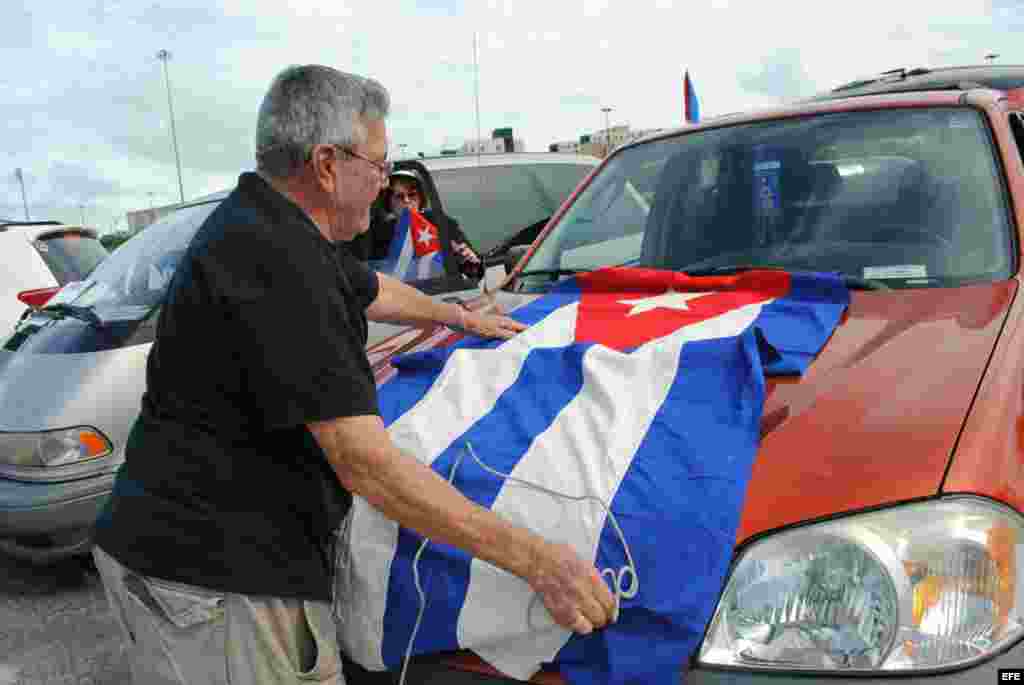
xmin=350 ymin=169 xmax=484 ymax=281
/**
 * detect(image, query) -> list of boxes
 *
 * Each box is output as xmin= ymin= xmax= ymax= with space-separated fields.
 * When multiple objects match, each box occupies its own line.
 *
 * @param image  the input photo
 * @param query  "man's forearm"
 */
xmin=311 ymin=417 xmax=539 ymax=582
xmin=365 ymin=273 xmax=463 ymax=329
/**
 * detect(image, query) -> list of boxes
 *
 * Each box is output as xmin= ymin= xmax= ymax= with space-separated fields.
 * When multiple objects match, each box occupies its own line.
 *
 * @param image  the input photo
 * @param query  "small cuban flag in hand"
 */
xmin=370 ymin=207 xmax=446 ymax=281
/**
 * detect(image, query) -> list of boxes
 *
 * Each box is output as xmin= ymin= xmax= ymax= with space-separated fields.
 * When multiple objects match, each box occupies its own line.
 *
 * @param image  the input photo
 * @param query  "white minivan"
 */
xmin=0 ymin=221 xmax=109 ymax=335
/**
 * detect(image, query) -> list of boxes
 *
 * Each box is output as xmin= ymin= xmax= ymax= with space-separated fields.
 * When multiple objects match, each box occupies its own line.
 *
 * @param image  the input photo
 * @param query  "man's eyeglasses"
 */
xmin=333 ymin=145 xmax=393 ymax=179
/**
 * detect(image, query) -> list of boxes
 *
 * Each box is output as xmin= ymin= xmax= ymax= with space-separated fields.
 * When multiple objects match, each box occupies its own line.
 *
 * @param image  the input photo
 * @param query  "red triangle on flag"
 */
xmin=409 ymin=209 xmax=441 ymax=257
xmin=573 ymin=267 xmax=790 ymax=351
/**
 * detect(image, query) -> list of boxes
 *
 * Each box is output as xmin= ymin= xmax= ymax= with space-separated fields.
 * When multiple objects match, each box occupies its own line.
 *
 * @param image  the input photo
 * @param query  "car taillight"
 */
xmin=17 ymin=286 xmax=60 ymax=308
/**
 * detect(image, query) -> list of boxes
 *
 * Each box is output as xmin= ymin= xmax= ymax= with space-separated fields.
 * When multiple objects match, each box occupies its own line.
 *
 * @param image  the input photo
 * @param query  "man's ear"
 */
xmin=310 ymin=144 xmax=339 ymax=194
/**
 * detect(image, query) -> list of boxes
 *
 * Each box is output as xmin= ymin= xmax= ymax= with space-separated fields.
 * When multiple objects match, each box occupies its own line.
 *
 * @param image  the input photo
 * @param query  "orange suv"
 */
xmin=345 ymin=66 xmax=1024 ymax=684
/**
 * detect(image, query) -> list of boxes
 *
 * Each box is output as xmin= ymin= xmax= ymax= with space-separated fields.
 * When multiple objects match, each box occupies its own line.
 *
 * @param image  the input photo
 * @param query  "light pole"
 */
xmin=473 ymin=32 xmax=483 ymax=166
xmin=14 ymin=168 xmax=29 ymax=220
xmin=79 ymin=203 xmax=86 ymax=226
xmin=156 ymin=49 xmax=185 ymax=204
xmin=601 ymin=106 xmax=613 ymax=157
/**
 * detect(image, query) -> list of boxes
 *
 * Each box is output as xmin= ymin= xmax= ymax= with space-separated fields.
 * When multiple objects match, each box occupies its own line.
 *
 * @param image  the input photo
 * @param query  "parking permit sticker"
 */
xmin=863 ymin=265 xmax=927 ymax=280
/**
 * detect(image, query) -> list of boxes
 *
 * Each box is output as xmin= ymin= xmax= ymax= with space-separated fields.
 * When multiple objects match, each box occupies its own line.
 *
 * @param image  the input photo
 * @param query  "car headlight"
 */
xmin=699 ymin=496 xmax=1024 ymax=672
xmin=0 ymin=428 xmax=112 ymax=468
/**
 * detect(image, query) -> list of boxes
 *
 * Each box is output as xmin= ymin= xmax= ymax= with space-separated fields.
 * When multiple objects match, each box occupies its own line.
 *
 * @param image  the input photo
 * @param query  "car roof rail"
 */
xmin=0 ymin=220 xmax=64 ymax=232
xmin=832 ymin=67 xmax=931 ymax=92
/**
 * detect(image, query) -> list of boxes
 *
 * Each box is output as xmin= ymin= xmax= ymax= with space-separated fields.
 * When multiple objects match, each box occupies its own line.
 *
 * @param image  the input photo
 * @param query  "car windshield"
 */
xmin=48 ymin=201 xmax=218 ymax=320
xmin=518 ymin=107 xmax=1014 ymax=290
xmin=431 ymin=162 xmax=594 ymax=253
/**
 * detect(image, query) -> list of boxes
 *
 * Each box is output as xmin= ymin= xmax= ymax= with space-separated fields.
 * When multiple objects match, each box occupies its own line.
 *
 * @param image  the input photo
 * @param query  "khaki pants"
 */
xmin=93 ymin=546 xmax=344 ymax=685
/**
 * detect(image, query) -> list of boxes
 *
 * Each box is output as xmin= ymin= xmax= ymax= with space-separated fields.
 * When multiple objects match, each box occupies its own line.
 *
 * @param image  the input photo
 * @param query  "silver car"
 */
xmin=0 ymin=154 xmax=597 ymax=563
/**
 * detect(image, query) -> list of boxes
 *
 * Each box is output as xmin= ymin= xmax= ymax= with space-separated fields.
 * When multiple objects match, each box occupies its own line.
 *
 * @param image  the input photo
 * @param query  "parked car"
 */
xmin=0 ymin=221 xmax=108 ymax=335
xmin=419 ymin=152 xmax=599 ymax=255
xmin=0 ymin=156 xmax=593 ymax=564
xmin=343 ymin=70 xmax=1024 ymax=682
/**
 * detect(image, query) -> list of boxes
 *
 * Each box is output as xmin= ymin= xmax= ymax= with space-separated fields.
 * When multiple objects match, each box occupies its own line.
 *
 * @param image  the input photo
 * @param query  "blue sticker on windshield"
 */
xmin=753 ymin=145 xmax=782 ymax=212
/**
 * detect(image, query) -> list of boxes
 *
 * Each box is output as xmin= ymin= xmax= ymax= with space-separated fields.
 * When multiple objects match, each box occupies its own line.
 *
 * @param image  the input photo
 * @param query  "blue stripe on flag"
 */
xmin=382 ymin=341 xmax=595 ymax=664
xmin=377 ymin=279 xmax=584 ymax=666
xmin=367 ymin=211 xmax=412 ymax=278
xmin=754 ymin=272 xmax=848 ymax=375
xmin=685 ymin=71 xmax=700 ymax=124
xmin=554 ymin=330 xmax=764 ymax=685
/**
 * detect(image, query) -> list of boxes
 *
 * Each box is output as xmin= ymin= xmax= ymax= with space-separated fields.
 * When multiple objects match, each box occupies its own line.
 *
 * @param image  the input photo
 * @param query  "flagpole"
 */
xmin=684 ymin=70 xmax=689 ymax=124
xmin=473 ymin=32 xmax=482 ymax=166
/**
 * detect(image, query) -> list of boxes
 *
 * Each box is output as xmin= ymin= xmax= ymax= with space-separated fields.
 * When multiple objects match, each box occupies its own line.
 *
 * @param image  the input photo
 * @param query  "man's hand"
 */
xmin=529 ymin=540 xmax=617 ymax=634
xmin=457 ymin=308 xmax=528 ymax=340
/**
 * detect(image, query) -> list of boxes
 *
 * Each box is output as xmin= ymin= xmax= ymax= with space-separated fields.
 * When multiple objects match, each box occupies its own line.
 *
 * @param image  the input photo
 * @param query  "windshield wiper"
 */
xmin=839 ymin=275 xmax=890 ymax=291
xmin=38 ymin=303 xmax=104 ymax=327
xmin=515 ymin=268 xmax=594 ymax=280
xmin=682 ymin=265 xmax=889 ymax=290
xmin=683 ymin=264 xmax=789 ymax=277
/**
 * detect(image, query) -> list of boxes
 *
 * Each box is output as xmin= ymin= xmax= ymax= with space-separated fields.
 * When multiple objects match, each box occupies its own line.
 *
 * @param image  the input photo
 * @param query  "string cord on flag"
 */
xmin=400 ymin=440 xmax=639 ymax=685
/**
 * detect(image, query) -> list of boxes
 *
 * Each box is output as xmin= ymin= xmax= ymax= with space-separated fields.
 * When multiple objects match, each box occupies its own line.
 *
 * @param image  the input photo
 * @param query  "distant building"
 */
xmin=461 ymin=138 xmax=507 ymax=154
xmin=460 ymin=137 xmax=526 ymax=154
xmin=550 ymin=125 xmax=668 ymax=158
xmin=459 ymin=127 xmax=526 ymax=154
xmin=125 ymin=202 xmax=180 ymax=232
xmin=592 ymin=125 xmax=631 ymax=152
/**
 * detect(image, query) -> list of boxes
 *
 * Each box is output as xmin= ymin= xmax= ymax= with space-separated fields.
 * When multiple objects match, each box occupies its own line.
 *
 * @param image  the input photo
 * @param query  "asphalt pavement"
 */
xmin=0 ymin=554 xmax=129 ymax=685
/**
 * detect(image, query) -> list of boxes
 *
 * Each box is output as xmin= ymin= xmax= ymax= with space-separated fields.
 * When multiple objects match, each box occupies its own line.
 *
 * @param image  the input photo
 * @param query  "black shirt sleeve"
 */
xmin=200 ymin=227 xmax=379 ymax=430
xmin=336 ymin=245 xmax=380 ymax=310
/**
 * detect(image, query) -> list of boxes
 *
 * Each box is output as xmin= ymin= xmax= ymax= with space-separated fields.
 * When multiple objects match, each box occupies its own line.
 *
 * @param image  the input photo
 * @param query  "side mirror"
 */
xmin=503 ymin=244 xmax=530 ymax=275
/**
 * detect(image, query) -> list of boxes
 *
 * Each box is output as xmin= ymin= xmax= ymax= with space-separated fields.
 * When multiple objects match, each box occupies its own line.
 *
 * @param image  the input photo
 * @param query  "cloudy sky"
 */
xmin=1 ymin=0 xmax=1019 ymax=232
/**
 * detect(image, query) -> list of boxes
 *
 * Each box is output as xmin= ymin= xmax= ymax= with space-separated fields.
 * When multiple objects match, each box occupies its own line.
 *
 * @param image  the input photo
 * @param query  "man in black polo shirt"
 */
xmin=92 ymin=65 xmax=615 ymax=685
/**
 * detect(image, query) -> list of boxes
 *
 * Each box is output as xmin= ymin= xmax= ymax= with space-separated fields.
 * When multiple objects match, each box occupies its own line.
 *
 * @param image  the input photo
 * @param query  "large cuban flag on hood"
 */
xmin=368 ymin=207 xmax=446 ymax=281
xmin=335 ymin=267 xmax=849 ymax=685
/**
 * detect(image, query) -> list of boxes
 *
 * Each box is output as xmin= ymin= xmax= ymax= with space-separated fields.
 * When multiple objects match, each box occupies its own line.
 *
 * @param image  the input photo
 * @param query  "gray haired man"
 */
xmin=92 ymin=64 xmax=615 ymax=684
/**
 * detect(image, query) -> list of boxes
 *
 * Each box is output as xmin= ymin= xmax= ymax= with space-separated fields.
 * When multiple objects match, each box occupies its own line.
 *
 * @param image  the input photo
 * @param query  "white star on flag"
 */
xmin=416 ymin=227 xmax=435 ymax=246
xmin=617 ymin=289 xmax=709 ymax=316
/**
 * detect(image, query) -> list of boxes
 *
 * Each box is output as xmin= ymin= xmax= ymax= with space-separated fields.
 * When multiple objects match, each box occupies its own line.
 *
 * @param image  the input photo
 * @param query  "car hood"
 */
xmin=368 ymin=280 xmax=1016 ymax=545
xmin=0 ymin=344 xmax=152 ymax=476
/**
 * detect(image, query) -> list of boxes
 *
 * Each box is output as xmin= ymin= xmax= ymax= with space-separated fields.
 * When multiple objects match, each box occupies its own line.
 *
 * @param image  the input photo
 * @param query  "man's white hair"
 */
xmin=255 ymin=64 xmax=390 ymax=178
